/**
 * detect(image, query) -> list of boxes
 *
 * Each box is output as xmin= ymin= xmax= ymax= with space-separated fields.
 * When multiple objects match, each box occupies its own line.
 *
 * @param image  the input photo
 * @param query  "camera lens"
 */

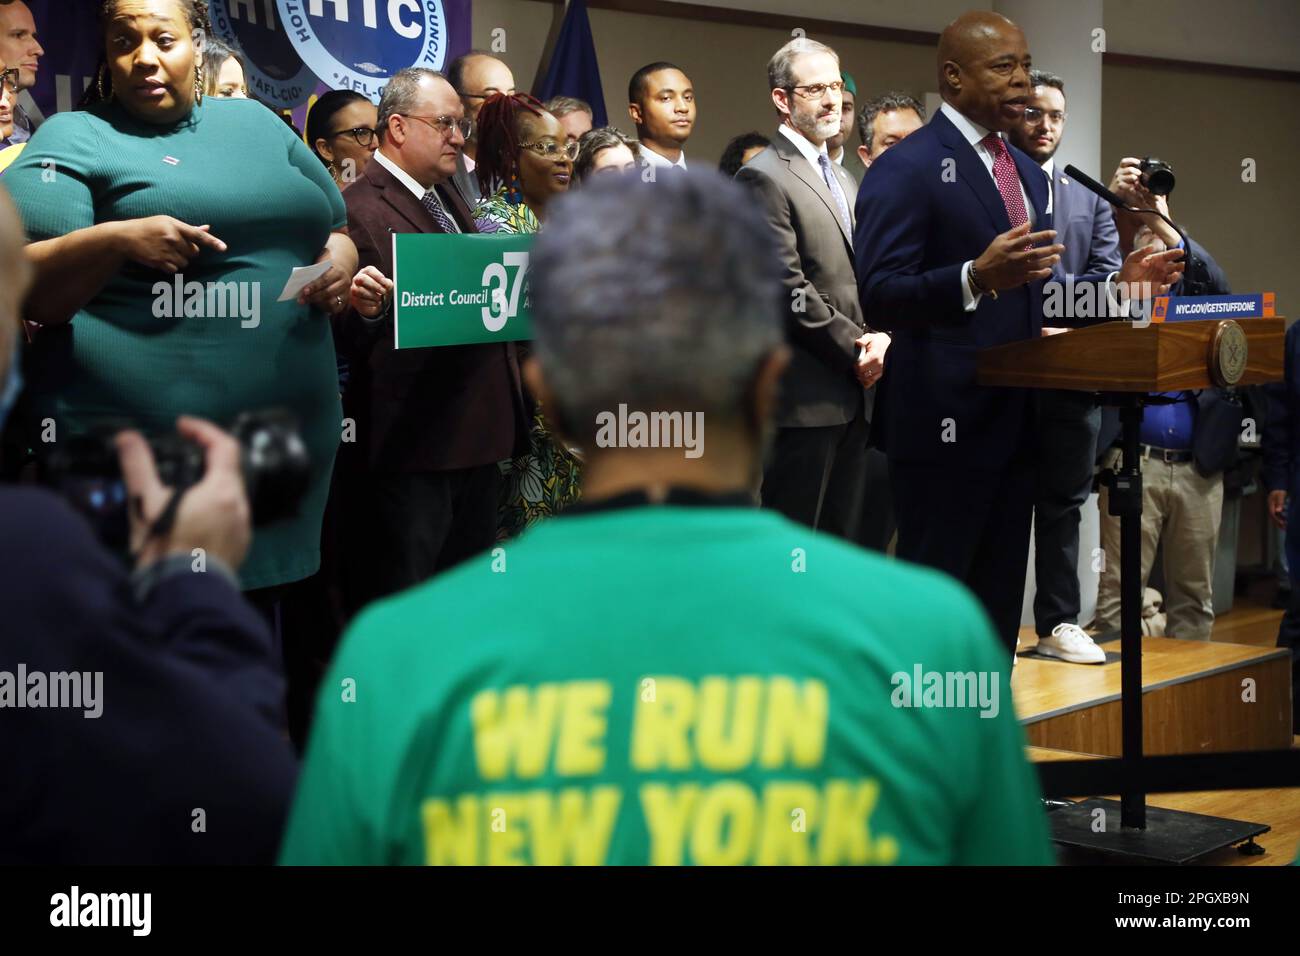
xmin=1139 ymin=156 xmax=1175 ymax=196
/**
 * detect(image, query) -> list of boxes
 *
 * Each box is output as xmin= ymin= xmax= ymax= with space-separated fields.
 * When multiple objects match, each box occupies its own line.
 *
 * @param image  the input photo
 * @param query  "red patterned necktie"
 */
xmin=981 ymin=132 xmax=1028 ymax=230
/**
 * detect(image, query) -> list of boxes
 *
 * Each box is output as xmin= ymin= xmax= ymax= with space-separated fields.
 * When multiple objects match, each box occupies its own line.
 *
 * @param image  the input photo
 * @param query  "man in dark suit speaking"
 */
xmin=340 ymin=68 xmax=527 ymax=612
xmin=737 ymin=37 xmax=891 ymax=541
xmin=853 ymin=11 xmax=1184 ymax=652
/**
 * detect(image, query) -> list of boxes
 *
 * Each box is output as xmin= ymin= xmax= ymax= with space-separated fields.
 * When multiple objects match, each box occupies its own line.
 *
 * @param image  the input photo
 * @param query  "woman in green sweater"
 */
xmin=3 ymin=0 xmax=357 ymax=596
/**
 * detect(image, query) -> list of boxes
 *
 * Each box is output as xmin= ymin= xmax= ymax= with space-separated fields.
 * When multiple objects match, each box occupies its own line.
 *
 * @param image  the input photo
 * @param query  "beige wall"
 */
xmin=474 ymin=0 xmax=937 ymax=164
xmin=1102 ymin=62 xmax=1300 ymax=316
xmin=477 ymin=0 xmax=1298 ymax=311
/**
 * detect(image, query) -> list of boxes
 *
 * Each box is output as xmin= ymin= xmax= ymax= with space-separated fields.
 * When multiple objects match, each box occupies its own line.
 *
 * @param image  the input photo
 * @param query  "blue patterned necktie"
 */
xmin=817 ymin=153 xmax=852 ymax=241
xmin=421 ymin=188 xmax=460 ymax=234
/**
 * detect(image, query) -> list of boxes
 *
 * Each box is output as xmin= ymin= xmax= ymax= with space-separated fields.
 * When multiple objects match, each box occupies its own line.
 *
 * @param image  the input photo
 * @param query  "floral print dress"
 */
xmin=473 ymin=187 xmax=583 ymax=539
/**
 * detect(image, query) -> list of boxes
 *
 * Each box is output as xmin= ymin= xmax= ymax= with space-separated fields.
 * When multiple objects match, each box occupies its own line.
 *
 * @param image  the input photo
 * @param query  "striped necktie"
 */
xmin=421 ymin=188 xmax=460 ymax=234
xmin=817 ymin=153 xmax=853 ymax=240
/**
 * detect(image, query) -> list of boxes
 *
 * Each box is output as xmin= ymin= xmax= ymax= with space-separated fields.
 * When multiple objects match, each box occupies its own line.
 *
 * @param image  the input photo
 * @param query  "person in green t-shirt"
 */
xmin=279 ymin=170 xmax=1054 ymax=866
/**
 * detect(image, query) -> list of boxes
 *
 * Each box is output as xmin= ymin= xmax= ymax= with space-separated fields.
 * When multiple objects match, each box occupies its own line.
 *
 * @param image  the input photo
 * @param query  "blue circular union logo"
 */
xmin=209 ymin=0 xmax=320 ymax=108
xmin=276 ymin=0 xmax=449 ymax=103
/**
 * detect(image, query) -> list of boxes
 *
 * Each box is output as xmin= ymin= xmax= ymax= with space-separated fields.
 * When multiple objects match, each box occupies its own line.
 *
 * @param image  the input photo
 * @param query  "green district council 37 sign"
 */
xmin=393 ymin=233 xmax=535 ymax=348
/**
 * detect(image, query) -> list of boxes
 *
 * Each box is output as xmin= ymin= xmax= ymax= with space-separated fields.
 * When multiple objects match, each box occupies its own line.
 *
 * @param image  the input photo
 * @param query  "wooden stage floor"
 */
xmin=1018 ymin=583 xmax=1298 ymax=865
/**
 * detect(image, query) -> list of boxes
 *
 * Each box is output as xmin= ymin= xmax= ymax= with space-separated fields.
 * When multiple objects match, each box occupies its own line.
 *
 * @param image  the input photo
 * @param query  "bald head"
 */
xmin=937 ymin=10 xmax=1031 ymax=131
xmin=0 ymin=186 xmax=28 ymax=385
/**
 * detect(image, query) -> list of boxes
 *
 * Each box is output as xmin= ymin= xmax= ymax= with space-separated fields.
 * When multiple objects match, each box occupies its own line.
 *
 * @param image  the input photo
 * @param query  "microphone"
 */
xmin=1062 ymin=164 xmax=1126 ymax=209
xmin=1063 ymin=163 xmax=1191 ymax=262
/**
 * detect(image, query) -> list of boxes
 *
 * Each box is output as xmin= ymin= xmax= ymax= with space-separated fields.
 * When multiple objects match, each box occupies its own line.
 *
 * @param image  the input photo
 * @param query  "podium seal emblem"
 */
xmin=1209 ymin=319 xmax=1248 ymax=386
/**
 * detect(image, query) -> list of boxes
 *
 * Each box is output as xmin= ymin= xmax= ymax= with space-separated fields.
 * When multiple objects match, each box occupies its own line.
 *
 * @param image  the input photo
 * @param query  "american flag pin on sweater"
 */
xmin=163 ymin=156 xmax=180 ymax=165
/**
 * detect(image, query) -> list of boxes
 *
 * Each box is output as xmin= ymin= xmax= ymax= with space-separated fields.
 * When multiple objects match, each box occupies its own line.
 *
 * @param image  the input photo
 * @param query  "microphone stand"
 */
xmin=1041 ymin=167 xmax=1268 ymax=861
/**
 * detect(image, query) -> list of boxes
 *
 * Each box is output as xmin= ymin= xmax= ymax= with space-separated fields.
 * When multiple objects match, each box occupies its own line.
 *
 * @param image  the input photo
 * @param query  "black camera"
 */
xmin=43 ymin=408 xmax=311 ymax=557
xmin=1138 ymin=156 xmax=1176 ymax=196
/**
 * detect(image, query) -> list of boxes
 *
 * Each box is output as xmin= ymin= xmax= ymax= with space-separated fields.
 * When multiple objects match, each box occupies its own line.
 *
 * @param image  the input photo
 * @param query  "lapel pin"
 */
xmin=163 ymin=156 xmax=180 ymax=166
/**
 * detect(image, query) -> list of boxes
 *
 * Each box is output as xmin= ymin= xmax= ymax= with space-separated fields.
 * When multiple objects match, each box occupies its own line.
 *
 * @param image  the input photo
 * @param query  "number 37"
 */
xmin=481 ymin=251 xmax=529 ymax=332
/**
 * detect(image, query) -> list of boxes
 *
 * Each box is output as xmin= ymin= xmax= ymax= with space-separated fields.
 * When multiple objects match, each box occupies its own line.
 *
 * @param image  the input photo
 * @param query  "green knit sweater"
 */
xmin=5 ymin=97 xmax=346 ymax=589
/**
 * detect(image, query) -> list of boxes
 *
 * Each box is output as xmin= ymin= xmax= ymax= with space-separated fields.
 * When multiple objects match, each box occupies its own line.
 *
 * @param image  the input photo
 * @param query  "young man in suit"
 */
xmin=628 ymin=61 xmax=696 ymax=173
xmin=1007 ymin=70 xmax=1121 ymax=664
xmin=737 ymin=37 xmax=891 ymax=541
xmin=340 ymin=67 xmax=527 ymax=613
xmin=853 ymin=11 xmax=1184 ymax=653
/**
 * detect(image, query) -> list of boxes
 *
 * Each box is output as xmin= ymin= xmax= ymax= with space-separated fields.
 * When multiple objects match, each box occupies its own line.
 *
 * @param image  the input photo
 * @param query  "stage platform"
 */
xmin=1013 ymin=635 xmax=1293 ymax=755
xmin=1028 ymin=746 xmax=1300 ymax=865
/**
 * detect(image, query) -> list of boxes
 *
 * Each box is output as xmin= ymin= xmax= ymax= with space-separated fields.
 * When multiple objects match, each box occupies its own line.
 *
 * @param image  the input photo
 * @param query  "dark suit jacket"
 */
xmin=450 ymin=151 xmax=484 ymax=215
xmin=853 ymin=109 xmax=1056 ymax=470
xmin=0 ymin=487 xmax=295 ymax=864
xmin=1264 ymin=320 xmax=1300 ymax=495
xmin=1050 ymin=168 xmax=1122 ymax=279
xmin=339 ymin=157 xmax=527 ymax=474
xmin=735 ymin=130 xmax=868 ymax=429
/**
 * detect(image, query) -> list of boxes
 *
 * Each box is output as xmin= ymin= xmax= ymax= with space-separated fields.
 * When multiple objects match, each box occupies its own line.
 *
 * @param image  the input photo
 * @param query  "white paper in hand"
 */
xmin=278 ymin=260 xmax=333 ymax=302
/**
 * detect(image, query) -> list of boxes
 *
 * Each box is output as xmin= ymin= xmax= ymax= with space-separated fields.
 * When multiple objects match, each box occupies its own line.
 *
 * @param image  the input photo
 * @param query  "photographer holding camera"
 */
xmin=0 ymin=187 xmax=296 ymax=864
xmin=1091 ymin=156 xmax=1239 ymax=643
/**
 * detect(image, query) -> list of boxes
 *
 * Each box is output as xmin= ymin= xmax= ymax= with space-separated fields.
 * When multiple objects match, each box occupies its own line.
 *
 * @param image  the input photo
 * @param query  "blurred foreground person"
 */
xmin=0 ymin=186 xmax=295 ymax=863
xmin=280 ymin=171 xmax=1052 ymax=866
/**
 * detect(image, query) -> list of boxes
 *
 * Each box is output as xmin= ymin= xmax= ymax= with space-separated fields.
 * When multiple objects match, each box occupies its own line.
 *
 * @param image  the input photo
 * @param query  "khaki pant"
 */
xmin=1094 ymin=447 xmax=1224 ymax=641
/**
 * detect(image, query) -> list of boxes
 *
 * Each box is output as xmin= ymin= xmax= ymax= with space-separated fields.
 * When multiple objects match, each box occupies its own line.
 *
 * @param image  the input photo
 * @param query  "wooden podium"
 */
xmin=978 ymin=317 xmax=1283 ymax=392
xmin=979 ymin=317 xmax=1285 ymax=861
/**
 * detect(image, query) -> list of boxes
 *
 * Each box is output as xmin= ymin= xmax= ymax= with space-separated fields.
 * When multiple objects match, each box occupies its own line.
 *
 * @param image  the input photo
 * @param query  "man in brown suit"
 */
xmin=340 ymin=67 xmax=526 ymax=612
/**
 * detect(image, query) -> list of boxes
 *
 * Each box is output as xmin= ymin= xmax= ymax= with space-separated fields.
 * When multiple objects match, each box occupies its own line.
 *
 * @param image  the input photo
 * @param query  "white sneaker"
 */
xmin=1035 ymin=623 xmax=1107 ymax=664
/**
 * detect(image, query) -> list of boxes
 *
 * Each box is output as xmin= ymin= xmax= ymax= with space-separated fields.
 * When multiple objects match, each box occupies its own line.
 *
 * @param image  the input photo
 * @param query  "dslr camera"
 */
xmin=1138 ymin=156 xmax=1176 ymax=196
xmin=43 ymin=408 xmax=311 ymax=558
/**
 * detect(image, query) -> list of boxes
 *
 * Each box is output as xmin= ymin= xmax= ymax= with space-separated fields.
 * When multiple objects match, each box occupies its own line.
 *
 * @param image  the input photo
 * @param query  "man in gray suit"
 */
xmin=736 ymin=38 xmax=890 ymax=540
xmin=1008 ymin=70 xmax=1122 ymax=663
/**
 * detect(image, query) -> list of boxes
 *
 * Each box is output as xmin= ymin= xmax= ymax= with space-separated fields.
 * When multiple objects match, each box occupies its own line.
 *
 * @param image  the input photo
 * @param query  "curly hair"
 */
xmin=81 ymin=0 xmax=215 ymax=108
xmin=473 ymin=91 xmax=547 ymax=198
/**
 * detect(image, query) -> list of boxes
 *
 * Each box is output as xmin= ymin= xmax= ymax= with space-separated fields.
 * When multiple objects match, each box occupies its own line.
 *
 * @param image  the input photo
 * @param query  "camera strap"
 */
xmin=133 ymin=486 xmax=187 ymax=556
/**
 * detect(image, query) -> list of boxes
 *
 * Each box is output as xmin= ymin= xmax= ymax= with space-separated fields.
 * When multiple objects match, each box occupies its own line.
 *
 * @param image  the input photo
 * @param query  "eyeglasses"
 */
xmin=329 ymin=125 xmax=377 ymax=147
xmin=1024 ymin=108 xmax=1067 ymax=125
xmin=401 ymin=114 xmax=472 ymax=139
xmin=520 ymin=139 xmax=579 ymax=161
xmin=789 ymin=80 xmax=844 ymax=99
xmin=0 ymin=69 xmax=19 ymax=94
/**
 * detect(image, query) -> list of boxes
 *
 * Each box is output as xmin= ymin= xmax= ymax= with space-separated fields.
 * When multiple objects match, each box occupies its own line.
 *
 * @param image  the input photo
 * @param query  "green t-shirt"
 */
xmin=3 ymin=98 xmax=346 ymax=589
xmin=280 ymin=505 xmax=1054 ymax=865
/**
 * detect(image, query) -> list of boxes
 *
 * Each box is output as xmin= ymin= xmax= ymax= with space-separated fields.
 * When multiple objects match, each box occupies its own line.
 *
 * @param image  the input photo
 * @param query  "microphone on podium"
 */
xmin=1062 ymin=163 xmax=1192 ymax=260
